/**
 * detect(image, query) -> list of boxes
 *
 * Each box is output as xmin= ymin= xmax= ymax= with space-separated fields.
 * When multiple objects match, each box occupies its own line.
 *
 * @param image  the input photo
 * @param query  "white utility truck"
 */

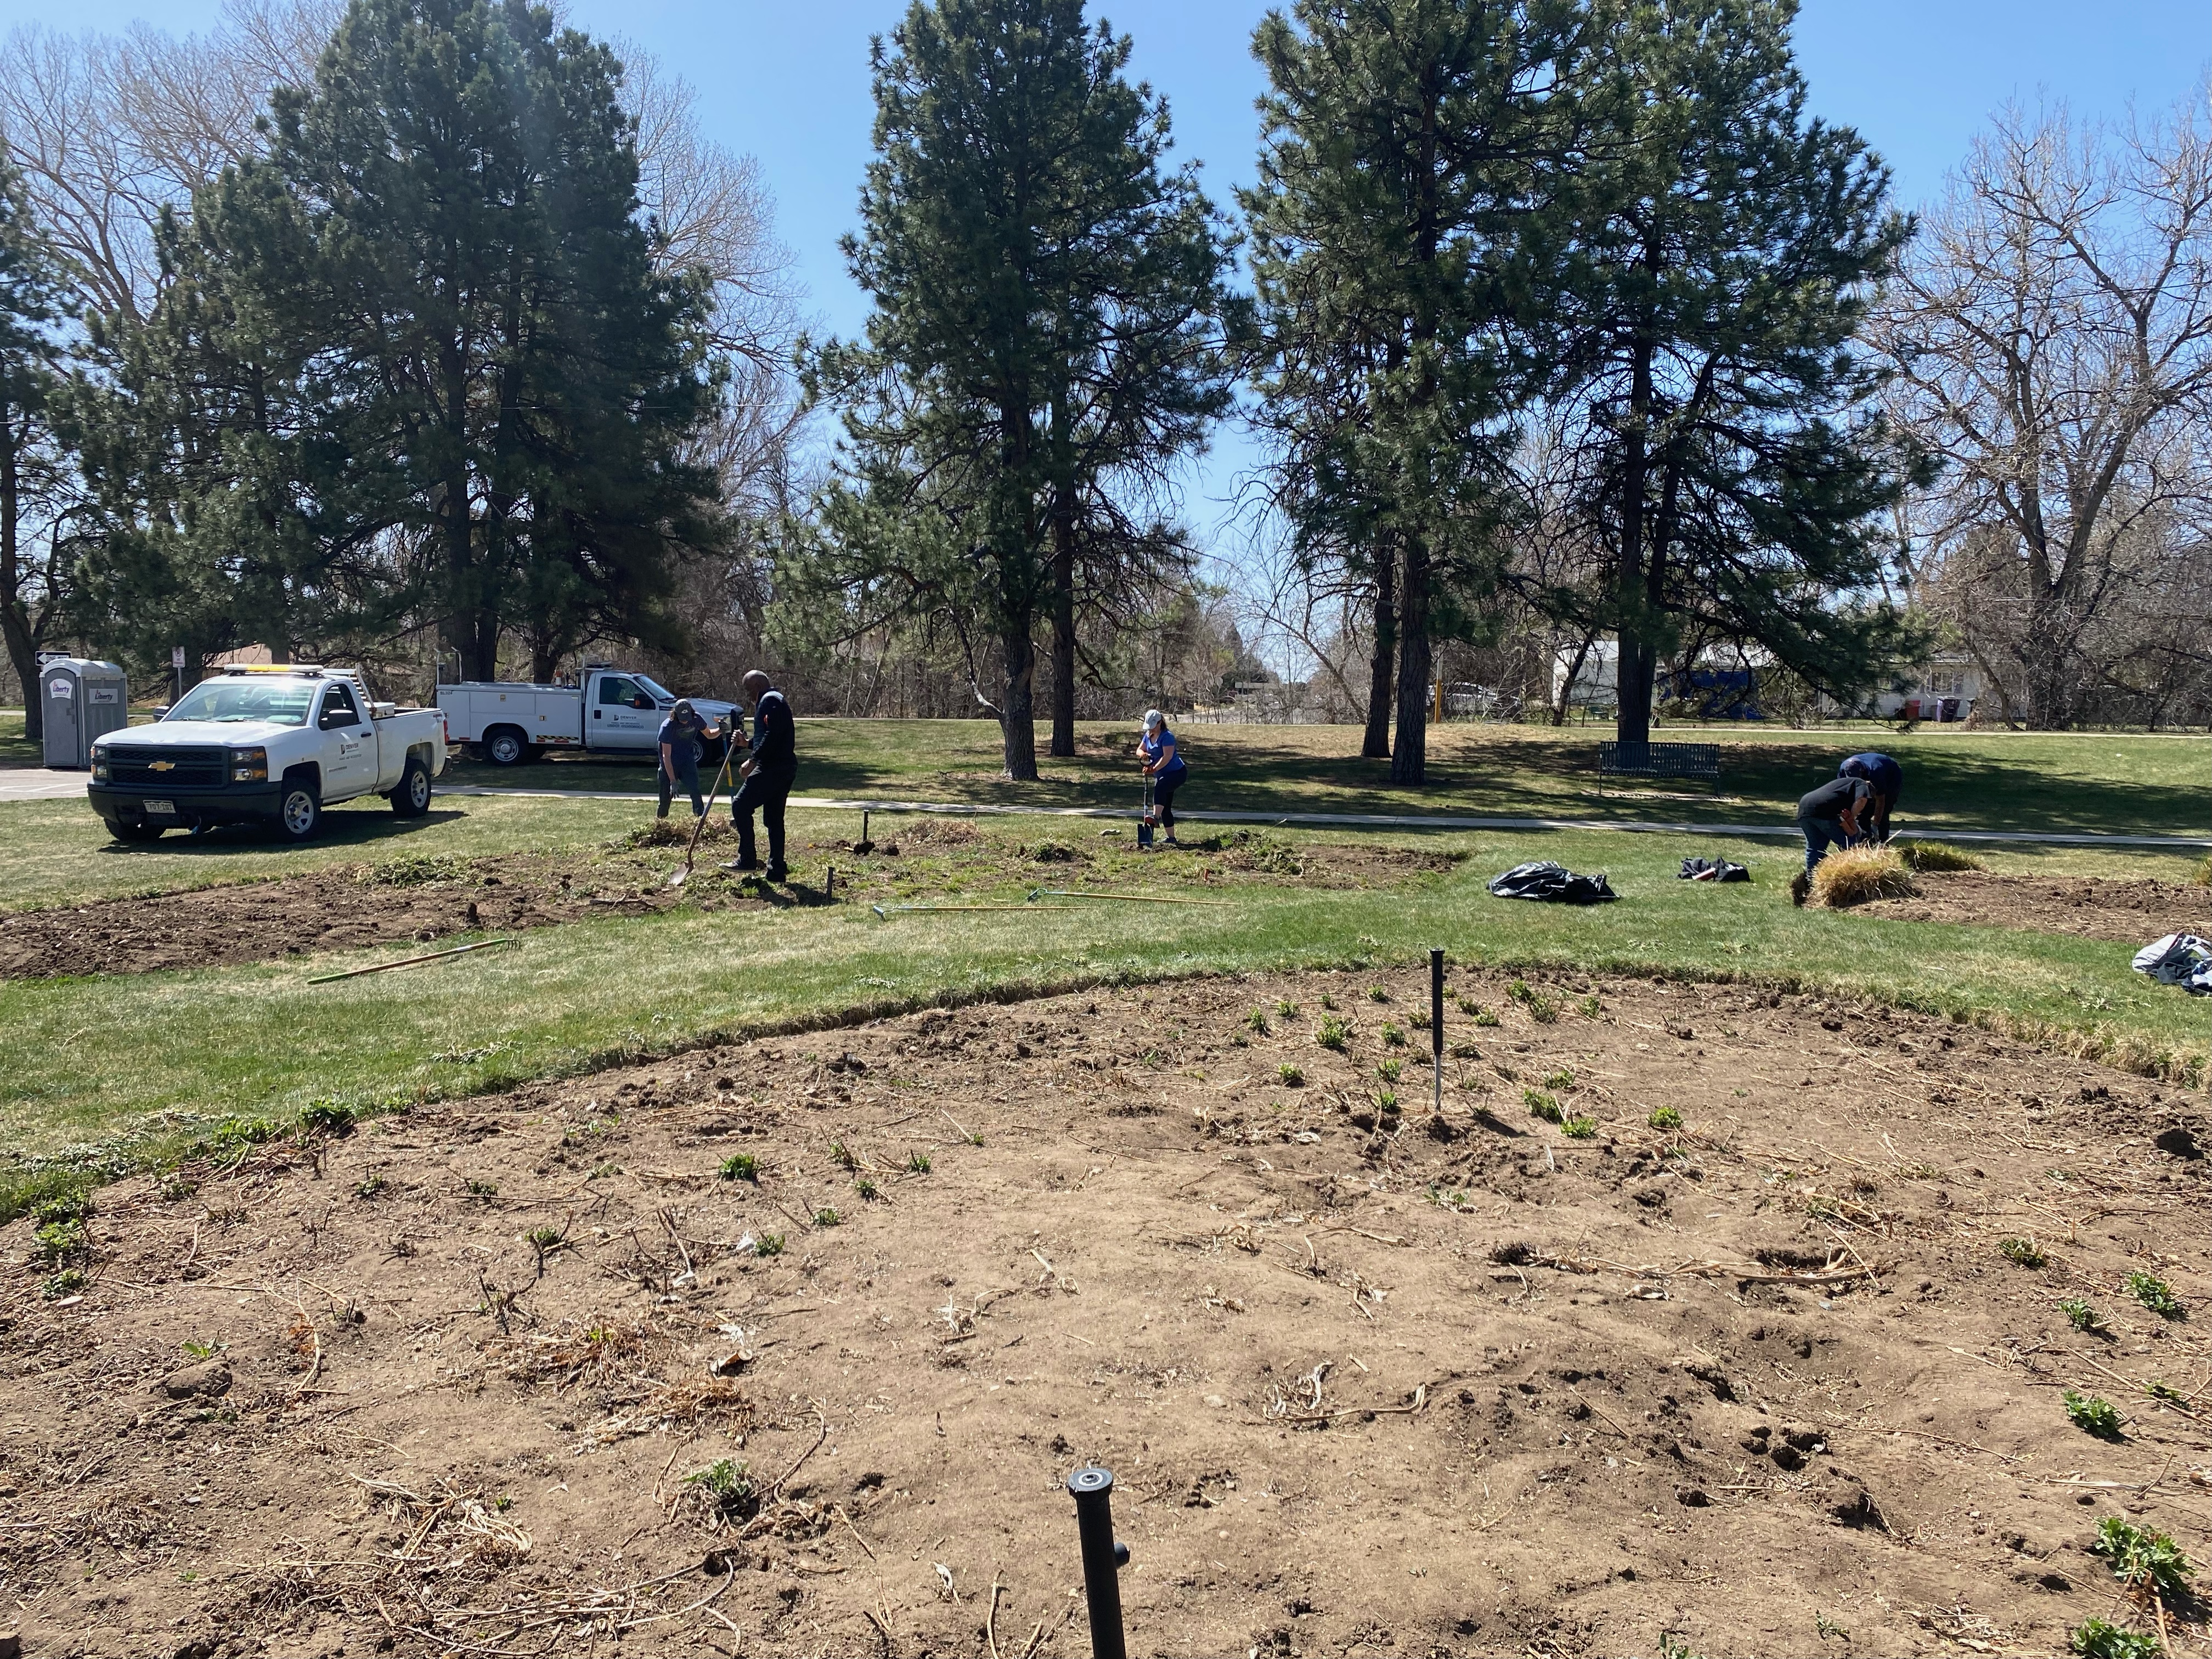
xmin=87 ymin=664 xmax=449 ymax=843
xmin=435 ymin=665 xmax=738 ymax=766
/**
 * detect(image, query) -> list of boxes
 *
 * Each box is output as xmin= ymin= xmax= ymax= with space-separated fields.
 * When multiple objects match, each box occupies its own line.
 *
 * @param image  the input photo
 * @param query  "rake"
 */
xmin=872 ymin=903 xmax=1074 ymax=917
xmin=1025 ymin=888 xmax=1231 ymax=907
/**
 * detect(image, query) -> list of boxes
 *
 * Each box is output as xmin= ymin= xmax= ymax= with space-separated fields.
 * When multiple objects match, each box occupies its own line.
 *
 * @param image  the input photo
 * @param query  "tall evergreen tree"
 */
xmin=1552 ymin=0 xmax=1921 ymax=745
xmin=816 ymin=0 xmax=1231 ymax=781
xmin=1245 ymin=0 xmax=1576 ymax=785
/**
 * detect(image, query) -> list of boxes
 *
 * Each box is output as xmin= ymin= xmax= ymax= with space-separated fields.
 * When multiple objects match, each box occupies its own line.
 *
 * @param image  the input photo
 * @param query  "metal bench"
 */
xmin=1598 ymin=740 xmax=1722 ymax=792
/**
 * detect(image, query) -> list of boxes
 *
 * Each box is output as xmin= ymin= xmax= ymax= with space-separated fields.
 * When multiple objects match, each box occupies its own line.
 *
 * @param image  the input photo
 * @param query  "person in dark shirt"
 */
xmin=1790 ymin=775 xmax=1875 ymax=905
xmin=655 ymin=700 xmax=724 ymax=819
xmin=1837 ymin=751 xmax=1902 ymax=843
xmin=727 ymin=670 xmax=795 ymax=879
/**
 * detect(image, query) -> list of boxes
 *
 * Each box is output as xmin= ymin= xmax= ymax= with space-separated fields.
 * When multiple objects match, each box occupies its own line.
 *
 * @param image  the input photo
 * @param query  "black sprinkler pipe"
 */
xmin=1068 ymin=1466 xmax=1130 ymax=1659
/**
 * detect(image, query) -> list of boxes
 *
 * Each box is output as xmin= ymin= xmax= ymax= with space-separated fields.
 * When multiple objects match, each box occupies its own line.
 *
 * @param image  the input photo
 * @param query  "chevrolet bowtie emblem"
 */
xmin=149 ymin=759 xmax=175 ymax=772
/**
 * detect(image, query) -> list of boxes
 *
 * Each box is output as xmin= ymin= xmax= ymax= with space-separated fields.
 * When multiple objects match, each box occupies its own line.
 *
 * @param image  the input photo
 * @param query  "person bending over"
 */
xmin=1837 ymin=751 xmax=1901 ymax=843
xmin=1790 ymin=774 xmax=1874 ymax=905
xmin=729 ymin=671 xmax=796 ymax=881
xmin=1138 ymin=709 xmax=1187 ymax=849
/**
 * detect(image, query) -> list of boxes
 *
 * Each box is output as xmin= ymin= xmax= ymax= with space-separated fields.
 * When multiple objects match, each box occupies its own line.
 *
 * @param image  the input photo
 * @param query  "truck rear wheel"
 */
xmin=482 ymin=726 xmax=528 ymax=767
xmin=390 ymin=756 xmax=432 ymax=817
xmin=275 ymin=772 xmax=322 ymax=843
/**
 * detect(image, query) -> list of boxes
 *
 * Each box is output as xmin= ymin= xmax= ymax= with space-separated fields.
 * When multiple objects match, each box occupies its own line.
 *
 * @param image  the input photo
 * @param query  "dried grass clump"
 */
xmin=1896 ymin=840 xmax=1983 ymax=873
xmin=1811 ymin=845 xmax=1919 ymax=909
xmin=2193 ymin=855 xmax=2211 ymax=888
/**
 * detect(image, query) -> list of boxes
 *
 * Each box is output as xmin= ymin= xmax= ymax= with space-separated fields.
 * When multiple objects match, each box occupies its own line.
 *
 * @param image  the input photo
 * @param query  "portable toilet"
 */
xmin=40 ymin=657 xmax=129 ymax=769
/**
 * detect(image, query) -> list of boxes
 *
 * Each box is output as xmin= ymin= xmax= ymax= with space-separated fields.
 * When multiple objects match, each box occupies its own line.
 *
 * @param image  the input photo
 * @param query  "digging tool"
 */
xmin=668 ymin=732 xmax=738 ymax=889
xmin=1025 ymin=888 xmax=1231 ymax=907
xmin=1135 ymin=774 xmax=1156 ymax=850
xmin=872 ymin=902 xmax=1072 ymax=917
xmin=308 ymin=937 xmax=515 ymax=984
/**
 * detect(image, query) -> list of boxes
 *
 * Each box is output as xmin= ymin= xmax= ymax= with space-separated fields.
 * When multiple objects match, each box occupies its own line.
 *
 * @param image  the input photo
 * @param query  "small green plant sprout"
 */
xmin=1366 ymin=985 xmax=1390 ymax=1003
xmin=1315 ymin=1018 xmax=1350 ymax=1053
xmin=1373 ymin=1090 xmax=1399 ymax=1115
xmin=2124 ymin=1271 xmax=2186 ymax=1320
xmin=32 ymin=1217 xmax=87 ymax=1266
xmin=2000 ymin=1237 xmax=2048 ymax=1269
xmin=525 ymin=1225 xmax=564 ymax=1264
xmin=754 ymin=1232 xmax=786 ymax=1258
xmin=1318 ymin=991 xmax=1338 ymax=1011
xmin=718 ymin=1152 xmax=759 ymax=1182
xmin=1658 ymin=1635 xmax=1706 ymax=1659
xmin=2145 ymin=1378 xmax=2186 ymax=1406
xmin=588 ymin=1161 xmax=624 ymax=1180
xmin=1277 ymin=1062 xmax=1305 ymax=1087
xmin=35 ymin=1193 xmax=93 ymax=1224
xmin=813 ymin=1207 xmax=842 ymax=1228
xmin=1543 ymin=1068 xmax=1575 ymax=1091
xmin=1523 ymin=1088 xmax=1564 ymax=1125
xmin=906 ymin=1150 xmax=932 ymax=1174
xmin=2063 ymin=1390 xmax=2124 ymax=1441
xmin=1376 ymin=1059 xmax=1402 ymax=1084
xmin=854 ymin=1175 xmax=881 ymax=1201
xmin=298 ymin=1099 xmax=356 ymax=1138
xmin=829 ymin=1141 xmax=859 ymax=1171
xmin=208 ymin=1114 xmax=282 ymax=1155
xmin=1649 ymin=1105 xmax=1684 ymax=1131
xmin=494 ymin=1494 xmax=514 ymax=1512
xmin=1562 ymin=1115 xmax=1600 ymax=1139
xmin=464 ymin=1178 xmax=498 ymax=1199
xmin=2090 ymin=1515 xmax=2194 ymax=1600
xmin=40 ymin=1269 xmax=86 ymax=1300
xmin=1245 ymin=1008 xmax=1270 ymax=1035
xmin=1471 ymin=1005 xmax=1500 ymax=1027
xmin=685 ymin=1457 xmax=757 ymax=1520
xmin=1508 ymin=979 xmax=1559 ymax=1023
xmin=2059 ymin=1298 xmax=2103 ymax=1333
xmin=160 ymin=1177 xmax=200 ymax=1203
xmin=1408 ymin=1009 xmax=1431 ymax=1031
xmin=353 ymin=1173 xmax=387 ymax=1200
xmin=180 ymin=1337 xmax=225 ymax=1361
xmin=1275 ymin=998 xmax=1299 ymax=1019
xmin=2069 ymin=1618 xmax=2162 ymax=1659
xmin=1814 ymin=1612 xmax=1847 ymax=1643
xmin=1578 ymin=995 xmax=1601 ymax=1018
xmin=1381 ymin=1022 xmax=1407 ymax=1048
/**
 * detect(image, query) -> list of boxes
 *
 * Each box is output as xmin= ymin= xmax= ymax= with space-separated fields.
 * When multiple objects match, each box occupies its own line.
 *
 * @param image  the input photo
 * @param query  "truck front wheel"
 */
xmin=275 ymin=772 xmax=323 ymax=843
xmin=110 ymin=820 xmax=166 ymax=843
xmin=390 ymin=756 xmax=432 ymax=817
xmin=482 ymin=726 xmax=528 ymax=767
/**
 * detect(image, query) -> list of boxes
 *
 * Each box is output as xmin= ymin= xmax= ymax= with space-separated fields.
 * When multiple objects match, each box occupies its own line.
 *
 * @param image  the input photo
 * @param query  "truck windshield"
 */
xmin=634 ymin=676 xmax=673 ymax=702
xmin=166 ymin=678 xmax=316 ymax=726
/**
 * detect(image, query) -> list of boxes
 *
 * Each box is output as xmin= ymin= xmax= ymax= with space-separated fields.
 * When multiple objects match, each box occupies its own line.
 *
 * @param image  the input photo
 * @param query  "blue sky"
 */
xmin=4 ymin=0 xmax=2208 ymax=561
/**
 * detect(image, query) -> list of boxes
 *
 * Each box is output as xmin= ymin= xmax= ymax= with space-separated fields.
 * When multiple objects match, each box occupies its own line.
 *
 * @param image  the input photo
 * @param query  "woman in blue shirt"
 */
xmin=1138 ymin=709 xmax=1187 ymax=848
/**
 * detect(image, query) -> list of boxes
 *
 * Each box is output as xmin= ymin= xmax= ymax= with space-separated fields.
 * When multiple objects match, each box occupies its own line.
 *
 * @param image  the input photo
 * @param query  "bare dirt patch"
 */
xmin=1851 ymin=870 xmax=2212 ymax=945
xmin=4 ymin=972 xmax=2208 ymax=1658
xmin=0 ymin=829 xmax=1449 ymax=981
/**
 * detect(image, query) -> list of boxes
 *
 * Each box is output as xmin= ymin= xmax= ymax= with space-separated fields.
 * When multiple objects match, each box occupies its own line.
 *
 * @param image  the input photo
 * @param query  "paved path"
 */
xmin=436 ymin=785 xmax=2212 ymax=851
xmin=0 ymin=770 xmax=95 ymax=802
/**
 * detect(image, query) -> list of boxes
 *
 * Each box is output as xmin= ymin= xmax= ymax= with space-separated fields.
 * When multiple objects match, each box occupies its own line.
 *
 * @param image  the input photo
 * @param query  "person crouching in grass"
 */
xmin=1789 ymin=773 xmax=1875 ymax=906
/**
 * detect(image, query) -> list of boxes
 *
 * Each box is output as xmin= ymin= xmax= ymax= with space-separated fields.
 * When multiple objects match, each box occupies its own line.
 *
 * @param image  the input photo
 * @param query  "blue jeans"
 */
xmin=659 ymin=752 xmax=703 ymax=816
xmin=1799 ymin=815 xmax=1847 ymax=872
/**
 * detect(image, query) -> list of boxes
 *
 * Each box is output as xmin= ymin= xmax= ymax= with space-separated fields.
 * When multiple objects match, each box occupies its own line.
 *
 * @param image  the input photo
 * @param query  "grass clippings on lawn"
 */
xmin=3 ymin=967 xmax=2205 ymax=1659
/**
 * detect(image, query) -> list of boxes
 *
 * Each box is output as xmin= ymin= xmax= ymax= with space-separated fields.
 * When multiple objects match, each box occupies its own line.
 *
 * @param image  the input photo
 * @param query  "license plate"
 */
xmin=142 ymin=799 xmax=177 ymax=815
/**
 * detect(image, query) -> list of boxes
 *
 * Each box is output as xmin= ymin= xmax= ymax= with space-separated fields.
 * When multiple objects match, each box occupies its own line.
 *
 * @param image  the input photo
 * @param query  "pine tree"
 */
xmin=1553 ymin=0 xmax=1923 ymax=744
xmin=1245 ymin=0 xmax=1576 ymax=785
xmin=818 ymin=0 xmax=1231 ymax=780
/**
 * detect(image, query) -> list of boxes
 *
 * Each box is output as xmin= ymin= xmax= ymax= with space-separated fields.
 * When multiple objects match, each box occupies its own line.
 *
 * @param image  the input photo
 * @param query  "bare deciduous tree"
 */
xmin=1880 ymin=99 xmax=2212 ymax=727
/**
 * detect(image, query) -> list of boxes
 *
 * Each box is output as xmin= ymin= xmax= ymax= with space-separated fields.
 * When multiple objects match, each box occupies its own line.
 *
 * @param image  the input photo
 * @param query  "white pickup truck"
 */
xmin=87 ymin=665 xmax=450 ymax=843
xmin=436 ymin=665 xmax=738 ymax=767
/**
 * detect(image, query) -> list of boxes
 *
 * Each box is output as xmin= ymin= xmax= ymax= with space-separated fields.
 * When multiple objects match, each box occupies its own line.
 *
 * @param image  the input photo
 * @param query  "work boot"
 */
xmin=656 ymin=804 xmax=670 ymax=820
xmin=1789 ymin=870 xmax=1811 ymax=907
xmin=765 ymin=866 xmax=789 ymax=884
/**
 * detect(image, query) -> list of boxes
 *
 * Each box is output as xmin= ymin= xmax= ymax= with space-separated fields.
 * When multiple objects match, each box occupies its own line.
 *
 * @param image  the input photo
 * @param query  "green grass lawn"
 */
xmin=444 ymin=717 xmax=2212 ymax=838
xmin=3 ymin=817 xmax=2204 ymax=1190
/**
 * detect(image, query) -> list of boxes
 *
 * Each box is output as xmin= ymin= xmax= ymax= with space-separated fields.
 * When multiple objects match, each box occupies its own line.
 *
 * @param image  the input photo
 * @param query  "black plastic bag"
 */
xmin=1486 ymin=860 xmax=1617 ymax=904
xmin=1678 ymin=856 xmax=1750 ymax=883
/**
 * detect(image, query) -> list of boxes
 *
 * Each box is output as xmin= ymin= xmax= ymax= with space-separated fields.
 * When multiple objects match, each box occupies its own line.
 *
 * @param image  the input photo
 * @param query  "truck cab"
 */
xmin=436 ymin=665 xmax=738 ymax=766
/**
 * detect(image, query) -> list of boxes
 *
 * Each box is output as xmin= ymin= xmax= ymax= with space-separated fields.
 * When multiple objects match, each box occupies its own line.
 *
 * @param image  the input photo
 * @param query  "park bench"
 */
xmin=1597 ymin=740 xmax=1722 ymax=792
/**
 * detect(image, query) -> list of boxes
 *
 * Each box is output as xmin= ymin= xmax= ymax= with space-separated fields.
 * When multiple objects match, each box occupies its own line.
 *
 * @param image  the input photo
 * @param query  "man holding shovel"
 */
xmin=726 ymin=670 xmax=797 ymax=882
xmin=656 ymin=700 xmax=725 ymax=820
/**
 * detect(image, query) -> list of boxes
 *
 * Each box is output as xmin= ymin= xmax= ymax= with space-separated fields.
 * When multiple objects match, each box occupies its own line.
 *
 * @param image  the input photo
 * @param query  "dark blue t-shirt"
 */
xmin=658 ymin=713 xmax=705 ymax=766
xmin=1839 ymin=752 xmax=1903 ymax=802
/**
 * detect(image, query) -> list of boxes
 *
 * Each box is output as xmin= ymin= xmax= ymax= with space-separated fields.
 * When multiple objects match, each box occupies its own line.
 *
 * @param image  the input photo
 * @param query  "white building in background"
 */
xmin=1865 ymin=656 xmax=1983 ymax=721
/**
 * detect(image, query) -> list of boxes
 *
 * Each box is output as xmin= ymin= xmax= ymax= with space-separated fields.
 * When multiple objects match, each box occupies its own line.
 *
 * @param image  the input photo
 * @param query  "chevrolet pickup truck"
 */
xmin=88 ymin=665 xmax=449 ymax=843
xmin=436 ymin=666 xmax=738 ymax=766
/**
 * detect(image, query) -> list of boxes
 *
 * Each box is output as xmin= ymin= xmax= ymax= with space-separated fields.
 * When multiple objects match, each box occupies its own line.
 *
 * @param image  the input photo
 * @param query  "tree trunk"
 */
xmin=1551 ymin=631 xmax=1596 ymax=727
xmin=999 ymin=619 xmax=1040 ymax=781
xmin=2021 ymin=591 xmax=2080 ymax=729
xmin=1390 ymin=535 xmax=1431 ymax=785
xmin=0 ymin=407 xmax=42 ymax=744
xmin=1613 ymin=338 xmax=1655 ymax=749
xmin=1048 ymin=488 xmax=1077 ymax=758
xmin=1362 ymin=549 xmax=1395 ymax=758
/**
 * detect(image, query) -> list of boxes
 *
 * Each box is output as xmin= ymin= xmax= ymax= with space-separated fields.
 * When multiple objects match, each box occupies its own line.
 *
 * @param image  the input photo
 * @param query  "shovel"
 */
xmin=668 ymin=735 xmax=738 ymax=889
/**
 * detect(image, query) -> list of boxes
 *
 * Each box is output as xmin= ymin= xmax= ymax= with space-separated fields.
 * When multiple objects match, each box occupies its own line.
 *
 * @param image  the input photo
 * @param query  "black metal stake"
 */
xmin=1068 ymin=1466 xmax=1129 ymax=1659
xmin=826 ymin=865 xmax=836 ymax=902
xmin=1430 ymin=947 xmax=1446 ymax=1113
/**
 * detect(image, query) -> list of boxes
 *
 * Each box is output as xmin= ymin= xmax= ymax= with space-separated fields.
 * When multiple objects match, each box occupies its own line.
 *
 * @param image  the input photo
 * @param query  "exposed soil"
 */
xmin=1851 ymin=870 xmax=2212 ymax=945
xmin=0 ymin=826 xmax=1450 ymax=981
xmin=5 ymin=969 xmax=2209 ymax=1658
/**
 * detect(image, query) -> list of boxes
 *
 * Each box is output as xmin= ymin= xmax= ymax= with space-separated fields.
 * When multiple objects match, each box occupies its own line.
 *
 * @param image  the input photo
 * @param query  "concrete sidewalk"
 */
xmin=437 ymin=784 xmax=2212 ymax=851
